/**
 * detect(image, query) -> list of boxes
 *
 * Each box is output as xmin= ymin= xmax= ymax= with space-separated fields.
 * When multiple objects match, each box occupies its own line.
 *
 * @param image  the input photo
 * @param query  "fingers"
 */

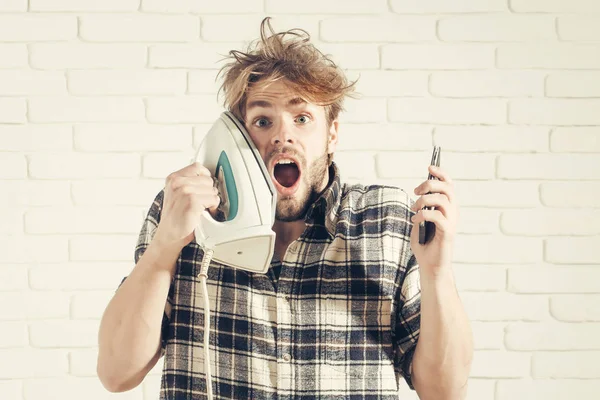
xmin=173 ymin=182 xmax=220 ymax=208
xmin=188 ymin=162 xmax=213 ymax=177
xmin=166 ymin=162 xmax=212 ymax=183
xmin=163 ymin=162 xmax=222 ymax=211
xmin=428 ymin=165 xmax=453 ymax=185
xmin=411 ymin=193 xmax=451 ymax=217
xmin=169 ymin=190 xmax=220 ymax=215
xmin=167 ymin=175 xmax=216 ymax=192
xmin=411 ymin=167 xmax=457 ymax=219
xmin=409 ymin=166 xmax=458 ymax=248
xmin=410 ymin=209 xmax=451 ymax=234
xmin=164 ymin=162 xmax=217 ymax=195
xmin=190 ymin=193 xmax=221 ymax=212
xmin=414 ymin=179 xmax=454 ymax=203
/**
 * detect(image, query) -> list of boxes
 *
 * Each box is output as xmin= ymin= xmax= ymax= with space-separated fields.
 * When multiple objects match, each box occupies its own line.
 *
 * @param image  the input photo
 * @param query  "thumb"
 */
xmin=207 ymin=204 xmax=223 ymax=221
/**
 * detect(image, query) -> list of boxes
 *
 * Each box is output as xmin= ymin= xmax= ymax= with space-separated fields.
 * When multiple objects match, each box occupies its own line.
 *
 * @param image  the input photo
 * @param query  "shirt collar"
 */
xmin=303 ymin=161 xmax=341 ymax=239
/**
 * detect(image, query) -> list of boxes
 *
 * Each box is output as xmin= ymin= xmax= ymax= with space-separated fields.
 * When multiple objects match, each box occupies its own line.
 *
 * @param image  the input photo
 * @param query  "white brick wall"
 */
xmin=0 ymin=44 xmax=28 ymax=68
xmin=533 ymin=352 xmax=600 ymax=378
xmin=29 ymin=0 xmax=140 ymax=12
xmin=497 ymin=44 xmax=600 ymax=69
xmin=0 ymin=98 xmax=27 ymax=124
xmin=558 ymin=17 xmax=600 ymax=41
xmin=437 ymin=15 xmax=556 ymax=42
xmin=391 ymin=0 xmax=508 ymax=13
xmin=382 ymin=44 xmax=494 ymax=69
xmin=550 ymin=295 xmax=600 ymax=321
xmin=320 ymin=16 xmax=437 ymax=42
xmin=0 ymin=0 xmax=26 ymax=12
xmin=80 ymin=15 xmax=200 ymax=42
xmin=510 ymin=0 xmax=600 ymax=13
xmin=0 ymin=15 xmax=77 ymax=42
xmin=1 ymin=2 xmax=598 ymax=399
xmin=68 ymin=70 xmax=187 ymax=96
xmin=30 ymin=44 xmax=148 ymax=70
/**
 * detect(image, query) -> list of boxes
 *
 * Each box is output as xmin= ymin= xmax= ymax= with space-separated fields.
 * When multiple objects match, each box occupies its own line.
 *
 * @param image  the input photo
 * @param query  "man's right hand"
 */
xmin=154 ymin=162 xmax=221 ymax=251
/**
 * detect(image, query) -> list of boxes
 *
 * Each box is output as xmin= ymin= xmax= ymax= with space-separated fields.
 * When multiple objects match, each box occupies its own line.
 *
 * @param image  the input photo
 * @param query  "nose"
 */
xmin=270 ymin=118 xmax=294 ymax=146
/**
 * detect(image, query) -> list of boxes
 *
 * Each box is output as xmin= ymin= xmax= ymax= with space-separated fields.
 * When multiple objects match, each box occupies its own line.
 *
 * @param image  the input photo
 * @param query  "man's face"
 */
xmin=244 ymin=80 xmax=338 ymax=222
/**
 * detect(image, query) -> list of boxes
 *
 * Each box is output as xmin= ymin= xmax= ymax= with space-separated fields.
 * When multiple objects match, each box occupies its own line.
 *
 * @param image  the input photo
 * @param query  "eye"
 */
xmin=296 ymin=114 xmax=311 ymax=124
xmin=254 ymin=117 xmax=271 ymax=128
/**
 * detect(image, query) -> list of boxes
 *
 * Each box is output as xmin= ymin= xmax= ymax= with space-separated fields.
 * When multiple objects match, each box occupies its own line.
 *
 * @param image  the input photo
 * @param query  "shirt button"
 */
xmin=282 ymin=353 xmax=291 ymax=362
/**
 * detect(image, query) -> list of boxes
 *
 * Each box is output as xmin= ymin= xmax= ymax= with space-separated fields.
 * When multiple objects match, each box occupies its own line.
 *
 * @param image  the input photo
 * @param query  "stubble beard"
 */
xmin=275 ymin=140 xmax=330 ymax=222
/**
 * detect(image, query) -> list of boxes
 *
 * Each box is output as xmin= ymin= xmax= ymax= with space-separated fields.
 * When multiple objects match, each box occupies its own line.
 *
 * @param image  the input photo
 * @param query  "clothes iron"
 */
xmin=192 ymin=111 xmax=277 ymax=273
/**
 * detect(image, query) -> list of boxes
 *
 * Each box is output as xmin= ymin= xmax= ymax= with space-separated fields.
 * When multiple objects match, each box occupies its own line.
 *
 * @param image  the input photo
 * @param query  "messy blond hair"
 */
xmin=217 ymin=17 xmax=357 ymax=127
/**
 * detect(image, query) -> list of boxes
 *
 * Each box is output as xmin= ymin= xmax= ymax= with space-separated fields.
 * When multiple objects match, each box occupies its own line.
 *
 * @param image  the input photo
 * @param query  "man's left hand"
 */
xmin=409 ymin=165 xmax=459 ymax=277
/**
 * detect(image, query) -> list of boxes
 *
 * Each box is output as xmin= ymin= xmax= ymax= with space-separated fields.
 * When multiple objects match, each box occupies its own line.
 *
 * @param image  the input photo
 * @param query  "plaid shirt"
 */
xmin=128 ymin=162 xmax=421 ymax=399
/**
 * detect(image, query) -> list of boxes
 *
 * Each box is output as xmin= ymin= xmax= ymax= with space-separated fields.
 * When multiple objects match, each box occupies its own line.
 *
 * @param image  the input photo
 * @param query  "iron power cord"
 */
xmin=195 ymin=247 xmax=214 ymax=400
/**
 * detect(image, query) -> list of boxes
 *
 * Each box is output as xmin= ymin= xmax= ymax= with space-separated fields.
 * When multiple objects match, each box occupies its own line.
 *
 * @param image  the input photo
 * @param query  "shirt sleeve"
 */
xmin=394 ymin=253 xmax=421 ymax=390
xmin=393 ymin=193 xmax=422 ymax=390
xmin=117 ymin=189 xmax=174 ymax=357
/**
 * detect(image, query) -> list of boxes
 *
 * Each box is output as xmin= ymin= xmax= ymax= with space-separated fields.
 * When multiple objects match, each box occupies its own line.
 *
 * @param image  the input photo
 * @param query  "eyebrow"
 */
xmin=246 ymin=97 xmax=306 ymax=111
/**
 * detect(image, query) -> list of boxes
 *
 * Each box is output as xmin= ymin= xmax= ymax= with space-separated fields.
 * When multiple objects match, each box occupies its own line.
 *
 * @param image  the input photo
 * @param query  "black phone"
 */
xmin=418 ymin=146 xmax=441 ymax=245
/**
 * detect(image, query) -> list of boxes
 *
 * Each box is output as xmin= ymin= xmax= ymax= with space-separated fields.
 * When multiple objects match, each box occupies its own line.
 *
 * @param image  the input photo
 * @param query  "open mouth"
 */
xmin=273 ymin=160 xmax=300 ymax=188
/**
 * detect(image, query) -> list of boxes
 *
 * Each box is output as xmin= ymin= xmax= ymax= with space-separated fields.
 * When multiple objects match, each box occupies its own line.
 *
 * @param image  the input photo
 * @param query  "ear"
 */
xmin=327 ymin=119 xmax=339 ymax=155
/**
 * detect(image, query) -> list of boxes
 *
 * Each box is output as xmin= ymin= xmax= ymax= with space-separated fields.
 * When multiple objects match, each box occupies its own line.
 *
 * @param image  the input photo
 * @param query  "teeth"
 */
xmin=276 ymin=159 xmax=295 ymax=165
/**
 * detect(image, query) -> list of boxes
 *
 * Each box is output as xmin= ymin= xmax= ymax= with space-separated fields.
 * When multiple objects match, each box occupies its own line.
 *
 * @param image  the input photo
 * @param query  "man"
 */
xmin=97 ymin=18 xmax=473 ymax=399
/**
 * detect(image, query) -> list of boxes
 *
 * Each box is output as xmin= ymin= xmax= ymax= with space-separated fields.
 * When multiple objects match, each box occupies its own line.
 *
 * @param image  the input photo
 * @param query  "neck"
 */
xmin=272 ymin=219 xmax=305 ymax=260
xmin=272 ymin=219 xmax=306 ymax=246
